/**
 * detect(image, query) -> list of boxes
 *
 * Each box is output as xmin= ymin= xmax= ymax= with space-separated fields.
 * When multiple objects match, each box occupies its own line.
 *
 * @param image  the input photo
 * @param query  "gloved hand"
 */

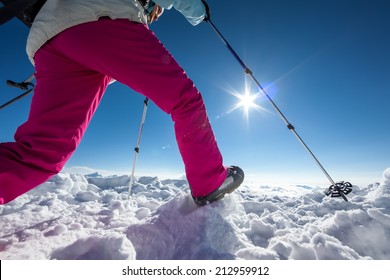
xmin=201 ymin=0 xmax=210 ymax=21
xmin=148 ymin=4 xmax=164 ymax=23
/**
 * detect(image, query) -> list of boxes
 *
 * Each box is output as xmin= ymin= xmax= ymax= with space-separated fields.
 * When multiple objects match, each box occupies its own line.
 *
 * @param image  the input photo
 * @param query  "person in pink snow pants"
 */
xmin=0 ymin=0 xmax=243 ymax=206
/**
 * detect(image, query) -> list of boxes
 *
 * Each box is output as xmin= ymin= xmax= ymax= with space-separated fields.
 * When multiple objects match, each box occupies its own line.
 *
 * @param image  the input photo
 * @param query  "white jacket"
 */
xmin=26 ymin=0 xmax=206 ymax=65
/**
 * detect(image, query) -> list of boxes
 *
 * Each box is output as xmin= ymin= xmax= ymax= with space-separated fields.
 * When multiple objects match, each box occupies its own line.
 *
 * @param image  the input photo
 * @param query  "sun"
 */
xmin=237 ymin=91 xmax=259 ymax=113
xmin=226 ymin=81 xmax=264 ymax=120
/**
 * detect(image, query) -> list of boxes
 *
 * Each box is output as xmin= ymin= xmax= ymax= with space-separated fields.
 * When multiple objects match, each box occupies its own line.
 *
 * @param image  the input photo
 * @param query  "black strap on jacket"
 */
xmin=0 ymin=0 xmax=46 ymax=27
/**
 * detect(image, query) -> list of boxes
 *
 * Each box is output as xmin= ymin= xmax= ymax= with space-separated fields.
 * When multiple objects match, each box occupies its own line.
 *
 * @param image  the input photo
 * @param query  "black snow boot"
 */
xmin=193 ymin=166 xmax=244 ymax=206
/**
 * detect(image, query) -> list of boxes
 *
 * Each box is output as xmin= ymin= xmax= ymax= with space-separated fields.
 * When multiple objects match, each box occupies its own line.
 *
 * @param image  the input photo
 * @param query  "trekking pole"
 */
xmin=0 ymin=72 xmax=35 ymax=110
xmin=128 ymin=97 xmax=149 ymax=198
xmin=202 ymin=3 xmax=352 ymax=201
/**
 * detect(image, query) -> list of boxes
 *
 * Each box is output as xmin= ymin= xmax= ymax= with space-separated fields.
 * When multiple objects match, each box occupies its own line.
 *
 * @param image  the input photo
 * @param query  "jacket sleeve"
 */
xmin=152 ymin=0 xmax=206 ymax=25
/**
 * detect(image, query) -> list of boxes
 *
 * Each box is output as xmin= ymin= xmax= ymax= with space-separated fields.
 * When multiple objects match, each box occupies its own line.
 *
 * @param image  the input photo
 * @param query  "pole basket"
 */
xmin=325 ymin=181 xmax=353 ymax=201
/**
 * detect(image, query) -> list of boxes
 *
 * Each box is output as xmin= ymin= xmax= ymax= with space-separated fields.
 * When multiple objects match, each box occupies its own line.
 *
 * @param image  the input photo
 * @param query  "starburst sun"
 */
xmin=227 ymin=82 xmax=264 ymax=120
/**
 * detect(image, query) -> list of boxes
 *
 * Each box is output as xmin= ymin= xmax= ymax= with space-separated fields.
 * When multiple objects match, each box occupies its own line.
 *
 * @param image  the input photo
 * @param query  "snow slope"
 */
xmin=1 ymin=168 xmax=389 ymax=260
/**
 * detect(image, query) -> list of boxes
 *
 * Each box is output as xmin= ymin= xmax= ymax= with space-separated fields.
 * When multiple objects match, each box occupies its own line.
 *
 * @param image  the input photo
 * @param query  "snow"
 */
xmin=1 ymin=168 xmax=390 ymax=260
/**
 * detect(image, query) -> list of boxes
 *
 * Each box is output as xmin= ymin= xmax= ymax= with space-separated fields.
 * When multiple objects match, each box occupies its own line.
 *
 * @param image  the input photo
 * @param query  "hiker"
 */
xmin=0 ymin=0 xmax=244 ymax=206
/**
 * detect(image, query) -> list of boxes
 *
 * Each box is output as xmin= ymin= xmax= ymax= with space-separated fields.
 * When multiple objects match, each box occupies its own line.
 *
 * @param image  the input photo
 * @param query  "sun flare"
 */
xmin=237 ymin=91 xmax=259 ymax=112
xmin=226 ymin=83 xmax=264 ymax=120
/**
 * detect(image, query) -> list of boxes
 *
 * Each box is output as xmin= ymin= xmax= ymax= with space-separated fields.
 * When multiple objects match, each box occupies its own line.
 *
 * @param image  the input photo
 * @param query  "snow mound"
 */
xmin=1 ymin=168 xmax=390 ymax=260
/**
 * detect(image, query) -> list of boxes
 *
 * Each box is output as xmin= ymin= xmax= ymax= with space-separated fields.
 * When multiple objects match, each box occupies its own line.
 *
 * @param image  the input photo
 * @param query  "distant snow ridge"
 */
xmin=0 ymin=168 xmax=389 ymax=260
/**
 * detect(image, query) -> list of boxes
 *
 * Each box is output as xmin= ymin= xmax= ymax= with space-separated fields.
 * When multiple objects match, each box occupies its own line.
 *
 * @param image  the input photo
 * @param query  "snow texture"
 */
xmin=1 ymin=168 xmax=390 ymax=260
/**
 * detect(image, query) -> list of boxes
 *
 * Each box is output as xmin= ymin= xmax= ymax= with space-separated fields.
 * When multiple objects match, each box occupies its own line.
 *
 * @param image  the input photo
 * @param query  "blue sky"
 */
xmin=1 ymin=0 xmax=389 ymax=187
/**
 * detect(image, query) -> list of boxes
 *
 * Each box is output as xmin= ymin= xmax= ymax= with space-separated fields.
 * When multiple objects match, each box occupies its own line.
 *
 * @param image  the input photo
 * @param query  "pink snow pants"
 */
xmin=0 ymin=18 xmax=227 ymax=204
